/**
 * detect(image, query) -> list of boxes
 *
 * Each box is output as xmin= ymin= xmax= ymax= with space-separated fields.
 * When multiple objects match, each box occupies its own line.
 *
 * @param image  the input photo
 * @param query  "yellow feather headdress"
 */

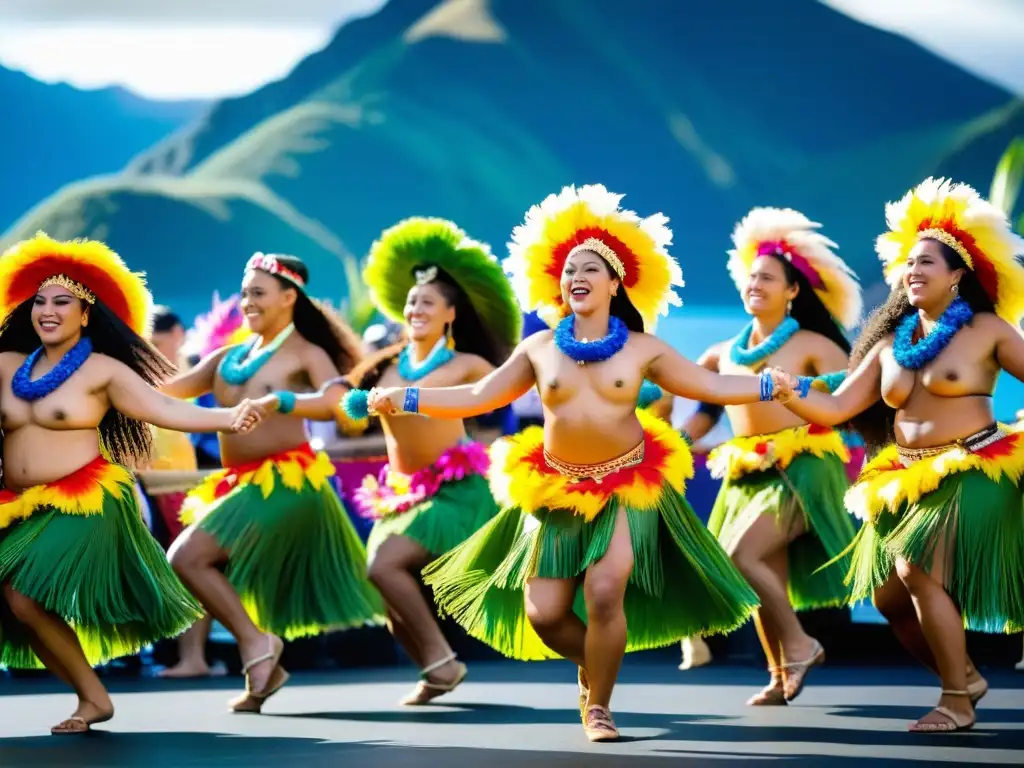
xmin=0 ymin=232 xmax=153 ymax=336
xmin=504 ymin=184 xmax=683 ymax=330
xmin=877 ymin=177 xmax=1024 ymax=325
xmin=728 ymin=207 xmax=862 ymax=331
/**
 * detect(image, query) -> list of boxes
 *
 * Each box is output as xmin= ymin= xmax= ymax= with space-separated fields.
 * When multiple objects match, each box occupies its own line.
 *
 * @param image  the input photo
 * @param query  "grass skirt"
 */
xmin=0 ymin=458 xmax=201 ymax=668
xmin=844 ymin=429 xmax=1024 ymax=633
xmin=423 ymin=410 xmax=759 ymax=661
xmin=181 ymin=444 xmax=384 ymax=639
xmin=352 ymin=441 xmax=500 ymax=562
xmin=706 ymin=425 xmax=857 ymax=610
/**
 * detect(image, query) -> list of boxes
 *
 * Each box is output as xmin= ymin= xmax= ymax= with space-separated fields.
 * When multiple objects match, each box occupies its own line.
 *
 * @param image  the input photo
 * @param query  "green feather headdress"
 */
xmin=363 ymin=217 xmax=522 ymax=349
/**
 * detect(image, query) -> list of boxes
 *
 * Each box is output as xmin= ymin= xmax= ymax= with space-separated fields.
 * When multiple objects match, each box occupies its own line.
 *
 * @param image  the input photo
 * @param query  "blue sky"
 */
xmin=0 ymin=0 xmax=1020 ymax=100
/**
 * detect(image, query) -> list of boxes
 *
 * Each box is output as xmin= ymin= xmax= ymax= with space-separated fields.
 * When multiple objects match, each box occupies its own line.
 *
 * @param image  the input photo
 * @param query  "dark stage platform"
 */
xmin=1 ymin=660 xmax=1022 ymax=766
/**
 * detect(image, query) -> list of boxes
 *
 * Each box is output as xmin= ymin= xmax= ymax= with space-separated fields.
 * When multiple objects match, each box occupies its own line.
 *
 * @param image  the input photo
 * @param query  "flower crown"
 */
xmin=728 ymin=207 xmax=862 ymax=331
xmin=246 ymin=252 xmax=306 ymax=289
xmin=504 ymin=184 xmax=683 ymax=330
xmin=877 ymin=177 xmax=1024 ymax=325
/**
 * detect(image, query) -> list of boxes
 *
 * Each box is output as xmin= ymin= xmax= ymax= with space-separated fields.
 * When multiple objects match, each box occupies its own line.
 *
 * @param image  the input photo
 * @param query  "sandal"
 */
xmin=51 ymin=710 xmax=114 ymax=736
xmin=399 ymin=652 xmax=467 ymax=706
xmin=747 ymin=666 xmax=787 ymax=706
xmin=577 ymin=667 xmax=589 ymax=722
xmin=229 ymin=665 xmax=291 ymax=714
xmin=782 ymin=639 xmax=824 ymax=701
xmin=583 ymin=705 xmax=619 ymax=742
xmin=967 ymin=676 xmax=989 ymax=708
xmin=908 ymin=690 xmax=976 ymax=733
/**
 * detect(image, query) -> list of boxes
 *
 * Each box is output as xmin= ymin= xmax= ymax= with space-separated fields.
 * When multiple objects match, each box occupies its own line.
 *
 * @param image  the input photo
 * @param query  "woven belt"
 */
xmin=896 ymin=423 xmax=1005 ymax=463
xmin=543 ymin=440 xmax=645 ymax=484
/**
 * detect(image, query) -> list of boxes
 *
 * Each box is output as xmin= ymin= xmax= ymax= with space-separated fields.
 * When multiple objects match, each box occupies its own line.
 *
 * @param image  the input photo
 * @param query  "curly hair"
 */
xmin=847 ymin=238 xmax=995 ymax=454
xmin=0 ymin=298 xmax=173 ymax=467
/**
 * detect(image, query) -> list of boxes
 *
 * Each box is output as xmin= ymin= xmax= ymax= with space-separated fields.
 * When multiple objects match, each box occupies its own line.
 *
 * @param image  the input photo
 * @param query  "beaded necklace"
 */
xmin=12 ymin=338 xmax=93 ymax=401
xmin=218 ymin=323 xmax=295 ymax=386
xmin=729 ymin=316 xmax=800 ymax=368
xmin=397 ymin=336 xmax=455 ymax=382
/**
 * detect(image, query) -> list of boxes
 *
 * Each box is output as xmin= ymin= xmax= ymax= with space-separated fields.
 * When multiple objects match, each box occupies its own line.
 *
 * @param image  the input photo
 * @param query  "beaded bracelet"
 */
xmin=275 ymin=391 xmax=297 ymax=414
xmin=403 ymin=387 xmax=420 ymax=414
xmin=795 ymin=376 xmax=812 ymax=399
xmin=759 ymin=370 xmax=774 ymax=402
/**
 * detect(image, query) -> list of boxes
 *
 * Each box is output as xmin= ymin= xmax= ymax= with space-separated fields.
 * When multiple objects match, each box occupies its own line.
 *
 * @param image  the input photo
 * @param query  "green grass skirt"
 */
xmin=847 ymin=468 xmax=1024 ymax=633
xmin=366 ymin=474 xmax=500 ymax=563
xmin=0 ymin=482 xmax=201 ymax=669
xmin=191 ymin=471 xmax=385 ymax=639
xmin=423 ymin=483 xmax=760 ymax=661
xmin=707 ymin=452 xmax=857 ymax=611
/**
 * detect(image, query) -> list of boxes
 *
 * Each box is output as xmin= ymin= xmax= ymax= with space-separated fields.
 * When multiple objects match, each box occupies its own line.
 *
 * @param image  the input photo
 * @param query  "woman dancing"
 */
xmin=341 ymin=218 xmax=520 ymax=705
xmin=367 ymin=184 xmax=793 ymax=741
xmin=164 ymin=252 xmax=384 ymax=713
xmin=0 ymin=234 xmax=261 ymax=735
xmin=681 ymin=208 xmax=862 ymax=704
xmin=772 ymin=178 xmax=1024 ymax=732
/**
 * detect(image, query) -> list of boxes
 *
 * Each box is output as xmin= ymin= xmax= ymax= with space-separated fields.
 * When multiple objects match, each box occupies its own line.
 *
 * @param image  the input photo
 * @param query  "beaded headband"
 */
xmin=567 ymin=237 xmax=626 ymax=279
xmin=38 ymin=274 xmax=96 ymax=304
xmin=917 ymin=228 xmax=974 ymax=270
xmin=414 ymin=265 xmax=438 ymax=285
xmin=245 ymin=252 xmax=306 ymax=288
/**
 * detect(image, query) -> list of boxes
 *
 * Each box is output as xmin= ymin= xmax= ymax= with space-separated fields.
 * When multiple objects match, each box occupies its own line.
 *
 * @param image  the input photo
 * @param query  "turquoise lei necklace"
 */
xmin=218 ymin=323 xmax=295 ymax=385
xmin=729 ymin=316 xmax=800 ymax=368
xmin=398 ymin=336 xmax=455 ymax=381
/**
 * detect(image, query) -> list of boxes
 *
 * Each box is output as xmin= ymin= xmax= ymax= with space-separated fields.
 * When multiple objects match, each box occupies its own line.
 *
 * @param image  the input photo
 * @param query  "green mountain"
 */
xmin=3 ymin=0 xmax=1022 ymax=322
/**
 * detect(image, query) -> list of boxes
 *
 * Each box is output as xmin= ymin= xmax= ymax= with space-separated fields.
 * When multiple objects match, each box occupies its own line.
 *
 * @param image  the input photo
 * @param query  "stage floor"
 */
xmin=1 ymin=660 xmax=1022 ymax=766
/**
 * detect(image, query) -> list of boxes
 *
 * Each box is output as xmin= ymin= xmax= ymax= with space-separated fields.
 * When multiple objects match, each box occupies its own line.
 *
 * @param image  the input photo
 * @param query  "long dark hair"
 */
xmin=603 ymin=262 xmax=645 ymax=333
xmin=773 ymin=255 xmax=852 ymax=354
xmin=0 ymin=298 xmax=173 ymax=466
xmin=848 ymin=238 xmax=994 ymax=454
xmin=265 ymin=255 xmax=363 ymax=376
xmin=350 ymin=265 xmax=508 ymax=391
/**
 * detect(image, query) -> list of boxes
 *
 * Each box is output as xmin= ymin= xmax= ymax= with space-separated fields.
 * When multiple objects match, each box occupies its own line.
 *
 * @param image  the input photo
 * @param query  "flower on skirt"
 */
xmin=846 ymin=427 xmax=1024 ymax=522
xmin=353 ymin=441 xmax=490 ymax=520
xmin=707 ymin=424 xmax=849 ymax=481
xmin=0 ymin=457 xmax=132 ymax=529
xmin=488 ymin=409 xmax=693 ymax=522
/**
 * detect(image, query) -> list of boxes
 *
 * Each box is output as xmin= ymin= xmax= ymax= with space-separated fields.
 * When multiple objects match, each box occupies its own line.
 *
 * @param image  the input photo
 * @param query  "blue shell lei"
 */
xmin=397 ymin=341 xmax=455 ymax=382
xmin=12 ymin=338 xmax=94 ymax=401
xmin=554 ymin=315 xmax=629 ymax=365
xmin=892 ymin=297 xmax=973 ymax=370
xmin=637 ymin=379 xmax=663 ymax=409
xmin=729 ymin=316 xmax=800 ymax=367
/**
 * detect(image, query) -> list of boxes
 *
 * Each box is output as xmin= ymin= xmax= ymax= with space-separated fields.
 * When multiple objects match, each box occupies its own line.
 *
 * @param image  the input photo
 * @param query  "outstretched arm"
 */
xmin=994 ymin=317 xmax=1024 ymax=385
xmin=251 ymin=346 xmax=347 ymax=421
xmin=369 ymin=342 xmax=536 ymax=419
xmin=645 ymin=337 xmax=788 ymax=405
xmin=775 ymin=341 xmax=885 ymax=426
xmin=159 ymin=348 xmax=227 ymax=399
xmin=681 ymin=344 xmax=724 ymax=442
xmin=105 ymin=358 xmax=254 ymax=433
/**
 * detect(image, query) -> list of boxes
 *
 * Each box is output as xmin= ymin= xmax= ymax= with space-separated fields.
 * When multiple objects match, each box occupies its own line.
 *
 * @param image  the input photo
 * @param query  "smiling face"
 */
xmin=561 ymin=250 xmax=619 ymax=315
xmin=32 ymin=284 xmax=87 ymax=346
xmin=742 ymin=255 xmax=798 ymax=317
xmin=404 ymin=282 xmax=456 ymax=344
xmin=240 ymin=269 xmax=297 ymax=335
xmin=903 ymin=239 xmax=964 ymax=310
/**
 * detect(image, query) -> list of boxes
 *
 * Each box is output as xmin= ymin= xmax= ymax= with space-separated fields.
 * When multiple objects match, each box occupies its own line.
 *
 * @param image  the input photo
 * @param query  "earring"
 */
xmin=950 ymin=283 xmax=959 ymax=294
xmin=445 ymin=323 xmax=455 ymax=351
xmin=786 ymin=299 xmax=793 ymax=314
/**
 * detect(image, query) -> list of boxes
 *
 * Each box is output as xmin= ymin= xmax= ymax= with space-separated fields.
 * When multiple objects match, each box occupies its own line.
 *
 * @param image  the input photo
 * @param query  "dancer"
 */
xmin=772 ymin=178 xmax=1024 ymax=732
xmin=367 ymin=184 xmax=794 ymax=741
xmin=682 ymin=208 xmax=862 ymax=704
xmin=341 ymin=217 xmax=520 ymax=704
xmin=0 ymin=234 xmax=262 ymax=735
xmin=163 ymin=252 xmax=384 ymax=713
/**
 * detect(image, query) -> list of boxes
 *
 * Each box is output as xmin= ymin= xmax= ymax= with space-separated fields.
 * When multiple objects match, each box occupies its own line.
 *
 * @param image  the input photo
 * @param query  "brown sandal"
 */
xmin=229 ymin=634 xmax=288 ymax=713
xmin=909 ymin=690 xmax=976 ymax=733
xmin=399 ymin=652 xmax=467 ymax=706
xmin=583 ymin=705 xmax=619 ymax=742
xmin=50 ymin=710 xmax=113 ymax=736
xmin=782 ymin=640 xmax=824 ymax=701
xmin=747 ymin=666 xmax=787 ymax=706
xmin=577 ymin=667 xmax=589 ymax=722
xmin=967 ymin=676 xmax=988 ymax=708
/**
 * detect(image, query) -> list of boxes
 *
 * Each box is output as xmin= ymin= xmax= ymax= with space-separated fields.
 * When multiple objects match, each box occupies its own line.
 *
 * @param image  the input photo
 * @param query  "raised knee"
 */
xmin=169 ymin=539 xmax=206 ymax=576
xmin=525 ymin=602 xmax=568 ymax=636
xmin=894 ymin=558 xmax=924 ymax=590
xmin=367 ymin=557 xmax=392 ymax=587
xmin=2 ymin=583 xmax=42 ymax=623
xmin=584 ymin=575 xmax=627 ymax=622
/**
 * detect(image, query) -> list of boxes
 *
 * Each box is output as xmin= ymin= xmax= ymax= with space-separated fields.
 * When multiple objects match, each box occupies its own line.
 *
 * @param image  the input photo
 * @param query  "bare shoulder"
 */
xmin=972 ymin=311 xmax=1016 ymax=337
xmin=0 ymin=351 xmax=27 ymax=373
xmin=793 ymin=328 xmax=844 ymax=354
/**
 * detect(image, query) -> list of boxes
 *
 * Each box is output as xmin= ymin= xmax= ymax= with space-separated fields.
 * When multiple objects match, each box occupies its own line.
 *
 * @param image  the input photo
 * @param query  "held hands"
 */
xmin=228 ymin=399 xmax=264 ymax=434
xmin=763 ymin=367 xmax=799 ymax=404
xmin=366 ymin=387 xmax=406 ymax=417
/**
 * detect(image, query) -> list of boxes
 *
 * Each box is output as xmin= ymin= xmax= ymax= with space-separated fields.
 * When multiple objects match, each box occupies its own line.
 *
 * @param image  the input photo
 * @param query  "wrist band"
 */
xmin=275 ymin=391 xmax=297 ymax=414
xmin=342 ymin=388 xmax=371 ymax=420
xmin=795 ymin=376 xmax=812 ymax=399
xmin=759 ymin=370 xmax=774 ymax=402
xmin=403 ymin=387 xmax=420 ymax=414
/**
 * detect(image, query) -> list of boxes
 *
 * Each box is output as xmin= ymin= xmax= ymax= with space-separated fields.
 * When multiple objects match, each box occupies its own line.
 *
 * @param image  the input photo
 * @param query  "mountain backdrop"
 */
xmin=2 ymin=0 xmax=1022 ymax=322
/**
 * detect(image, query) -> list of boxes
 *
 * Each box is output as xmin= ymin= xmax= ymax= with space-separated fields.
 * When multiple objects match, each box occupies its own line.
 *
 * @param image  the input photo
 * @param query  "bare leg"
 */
xmin=159 ymin=615 xmax=215 ymax=678
xmin=3 ymin=583 xmax=113 ymax=733
xmin=168 ymin=526 xmax=279 ymax=695
xmin=368 ymin=535 xmax=462 ymax=703
xmin=387 ymin=608 xmax=426 ymax=668
xmin=747 ymin=548 xmax=788 ymax=705
xmin=524 ymin=577 xmax=586 ymax=666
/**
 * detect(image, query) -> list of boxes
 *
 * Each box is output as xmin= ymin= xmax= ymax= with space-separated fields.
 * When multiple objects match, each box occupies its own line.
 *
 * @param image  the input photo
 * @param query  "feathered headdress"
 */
xmin=185 ymin=292 xmax=252 ymax=358
xmin=363 ymin=217 xmax=522 ymax=349
xmin=504 ymin=184 xmax=683 ymax=330
xmin=728 ymin=208 xmax=862 ymax=331
xmin=0 ymin=232 xmax=152 ymax=336
xmin=877 ymin=177 xmax=1024 ymax=325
